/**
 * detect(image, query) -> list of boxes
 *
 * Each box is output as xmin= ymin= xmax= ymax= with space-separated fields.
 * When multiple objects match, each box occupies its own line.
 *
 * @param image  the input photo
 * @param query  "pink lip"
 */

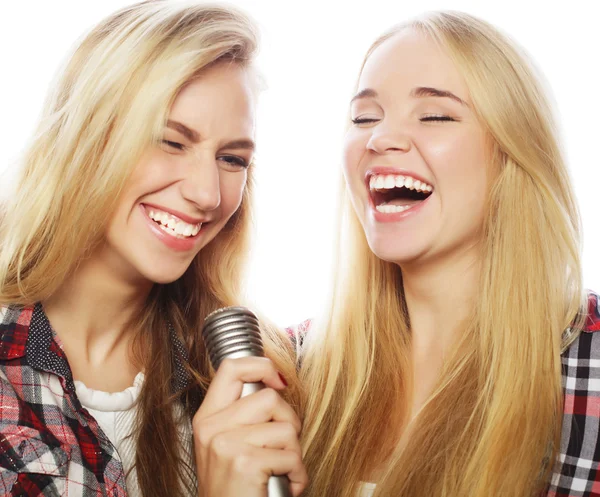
xmin=363 ymin=167 xmax=434 ymax=191
xmin=139 ymin=205 xmax=208 ymax=252
xmin=142 ymin=203 xmax=207 ymax=225
xmin=369 ymin=194 xmax=432 ymax=223
xmin=364 ymin=166 xmax=434 ymax=223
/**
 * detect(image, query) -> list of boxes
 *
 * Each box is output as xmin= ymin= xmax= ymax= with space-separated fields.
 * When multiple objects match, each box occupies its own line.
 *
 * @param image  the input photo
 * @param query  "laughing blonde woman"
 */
xmin=0 ymin=2 xmax=306 ymax=496
xmin=296 ymin=11 xmax=599 ymax=497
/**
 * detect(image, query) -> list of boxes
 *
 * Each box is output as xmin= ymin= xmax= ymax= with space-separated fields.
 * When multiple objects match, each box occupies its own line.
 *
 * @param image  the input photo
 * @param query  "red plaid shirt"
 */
xmin=549 ymin=291 xmax=600 ymax=496
xmin=3 ymin=295 xmax=600 ymax=496
xmin=0 ymin=303 xmax=194 ymax=496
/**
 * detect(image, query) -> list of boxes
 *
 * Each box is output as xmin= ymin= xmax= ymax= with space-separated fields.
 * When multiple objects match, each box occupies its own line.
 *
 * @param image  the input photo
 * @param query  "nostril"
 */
xmin=367 ymin=136 xmax=411 ymax=154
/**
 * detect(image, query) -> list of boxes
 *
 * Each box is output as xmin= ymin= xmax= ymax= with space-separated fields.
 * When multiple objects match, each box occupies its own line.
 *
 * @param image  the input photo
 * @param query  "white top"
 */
xmin=75 ymin=372 xmax=145 ymax=497
xmin=74 ymin=373 xmax=197 ymax=495
xmin=359 ymin=482 xmax=377 ymax=497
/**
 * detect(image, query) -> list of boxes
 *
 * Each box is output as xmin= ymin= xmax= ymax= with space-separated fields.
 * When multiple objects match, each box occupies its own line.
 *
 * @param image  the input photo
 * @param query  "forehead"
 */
xmin=359 ymin=29 xmax=469 ymax=101
xmin=169 ymin=62 xmax=257 ymax=135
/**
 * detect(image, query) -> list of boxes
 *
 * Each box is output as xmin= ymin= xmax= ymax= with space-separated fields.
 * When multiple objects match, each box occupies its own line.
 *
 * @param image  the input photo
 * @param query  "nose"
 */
xmin=180 ymin=154 xmax=221 ymax=211
xmin=366 ymin=123 xmax=411 ymax=155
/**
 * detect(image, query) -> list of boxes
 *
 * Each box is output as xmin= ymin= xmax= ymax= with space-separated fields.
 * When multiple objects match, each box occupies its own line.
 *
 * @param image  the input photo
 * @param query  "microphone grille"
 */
xmin=202 ymin=306 xmax=264 ymax=370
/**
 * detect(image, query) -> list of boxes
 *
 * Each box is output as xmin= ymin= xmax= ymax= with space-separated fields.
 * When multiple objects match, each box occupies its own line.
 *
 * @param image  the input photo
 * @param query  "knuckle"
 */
xmin=282 ymin=422 xmax=298 ymax=441
xmin=219 ymin=358 xmax=237 ymax=376
xmin=288 ymin=451 xmax=303 ymax=468
xmin=290 ymin=414 xmax=302 ymax=433
xmin=254 ymin=356 xmax=275 ymax=375
xmin=209 ymin=433 xmax=231 ymax=458
xmin=260 ymin=387 xmax=280 ymax=407
xmin=261 ymin=356 xmax=275 ymax=369
xmin=232 ymin=448 xmax=256 ymax=475
xmin=193 ymin=419 xmax=214 ymax=448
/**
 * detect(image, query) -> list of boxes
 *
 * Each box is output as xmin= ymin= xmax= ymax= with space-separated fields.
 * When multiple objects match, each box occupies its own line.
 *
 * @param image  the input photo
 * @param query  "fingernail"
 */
xmin=278 ymin=372 xmax=288 ymax=387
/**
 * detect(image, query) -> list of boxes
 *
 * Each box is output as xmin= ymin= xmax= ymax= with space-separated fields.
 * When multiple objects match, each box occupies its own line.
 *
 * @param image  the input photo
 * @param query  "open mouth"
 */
xmin=143 ymin=205 xmax=203 ymax=239
xmin=368 ymin=173 xmax=433 ymax=214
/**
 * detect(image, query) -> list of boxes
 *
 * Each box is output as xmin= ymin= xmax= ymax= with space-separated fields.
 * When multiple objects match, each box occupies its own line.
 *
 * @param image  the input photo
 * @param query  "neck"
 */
xmin=395 ymin=245 xmax=481 ymax=424
xmin=42 ymin=243 xmax=153 ymax=365
xmin=401 ymin=246 xmax=480 ymax=353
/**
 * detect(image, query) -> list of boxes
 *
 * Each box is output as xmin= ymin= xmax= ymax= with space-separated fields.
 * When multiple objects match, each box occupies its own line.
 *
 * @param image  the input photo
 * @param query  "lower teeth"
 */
xmin=157 ymin=222 xmax=190 ymax=238
xmin=376 ymin=204 xmax=411 ymax=214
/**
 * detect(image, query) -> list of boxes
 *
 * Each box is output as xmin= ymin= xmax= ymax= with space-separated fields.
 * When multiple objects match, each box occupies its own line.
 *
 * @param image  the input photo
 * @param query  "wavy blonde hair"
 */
xmin=299 ymin=11 xmax=587 ymax=497
xmin=0 ymin=2 xmax=298 ymax=496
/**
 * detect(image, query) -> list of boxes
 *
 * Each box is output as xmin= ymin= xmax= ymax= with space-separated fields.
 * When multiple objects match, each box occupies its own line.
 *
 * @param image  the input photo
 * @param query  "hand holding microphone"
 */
xmin=193 ymin=307 xmax=307 ymax=497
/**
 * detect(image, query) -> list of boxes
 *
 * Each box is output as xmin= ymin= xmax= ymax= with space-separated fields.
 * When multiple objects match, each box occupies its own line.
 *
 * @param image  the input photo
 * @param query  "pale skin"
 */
xmin=343 ymin=29 xmax=489 ymax=475
xmin=42 ymin=61 xmax=307 ymax=496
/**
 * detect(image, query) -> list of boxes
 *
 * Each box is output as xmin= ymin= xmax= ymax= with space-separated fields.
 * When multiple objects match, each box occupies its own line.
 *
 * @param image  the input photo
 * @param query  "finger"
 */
xmin=198 ymin=357 xmax=287 ymax=416
xmin=247 ymin=447 xmax=308 ymax=495
xmin=214 ymin=422 xmax=302 ymax=453
xmin=219 ymin=445 xmax=307 ymax=496
xmin=200 ymin=438 xmax=307 ymax=495
xmin=201 ymin=387 xmax=301 ymax=435
xmin=290 ymin=481 xmax=307 ymax=497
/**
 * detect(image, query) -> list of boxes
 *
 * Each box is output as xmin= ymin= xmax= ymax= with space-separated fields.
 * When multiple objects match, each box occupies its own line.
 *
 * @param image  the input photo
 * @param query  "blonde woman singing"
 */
xmin=0 ymin=2 xmax=306 ymax=496
xmin=296 ymin=11 xmax=599 ymax=497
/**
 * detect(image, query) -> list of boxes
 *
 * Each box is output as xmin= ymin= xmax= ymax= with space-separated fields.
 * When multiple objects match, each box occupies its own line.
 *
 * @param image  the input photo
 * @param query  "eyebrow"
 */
xmin=350 ymin=86 xmax=467 ymax=106
xmin=166 ymin=120 xmax=200 ymax=143
xmin=166 ymin=121 xmax=255 ymax=151
xmin=410 ymin=86 xmax=467 ymax=106
xmin=350 ymin=88 xmax=379 ymax=104
xmin=222 ymin=139 xmax=255 ymax=152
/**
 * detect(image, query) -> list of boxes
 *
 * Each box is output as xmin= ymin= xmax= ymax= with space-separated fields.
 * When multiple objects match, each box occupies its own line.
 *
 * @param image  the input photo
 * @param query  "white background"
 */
xmin=1 ymin=1 xmax=598 ymax=325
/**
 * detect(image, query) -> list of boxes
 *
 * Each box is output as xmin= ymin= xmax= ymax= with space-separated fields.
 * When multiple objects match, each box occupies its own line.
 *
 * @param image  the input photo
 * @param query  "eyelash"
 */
xmin=351 ymin=115 xmax=457 ymax=125
xmin=351 ymin=118 xmax=380 ymax=125
xmin=162 ymin=141 xmax=249 ymax=168
xmin=219 ymin=155 xmax=249 ymax=169
xmin=420 ymin=115 xmax=456 ymax=122
xmin=162 ymin=139 xmax=185 ymax=151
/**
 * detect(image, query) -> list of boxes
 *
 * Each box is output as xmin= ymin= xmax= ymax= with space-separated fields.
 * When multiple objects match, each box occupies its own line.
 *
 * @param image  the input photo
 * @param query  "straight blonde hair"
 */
xmin=299 ymin=11 xmax=587 ymax=497
xmin=0 ymin=2 xmax=298 ymax=495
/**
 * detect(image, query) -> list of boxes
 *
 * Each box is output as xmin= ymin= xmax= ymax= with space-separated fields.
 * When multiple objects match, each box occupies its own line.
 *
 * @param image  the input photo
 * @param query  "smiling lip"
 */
xmin=139 ymin=204 xmax=208 ymax=252
xmin=142 ymin=203 xmax=206 ymax=225
xmin=369 ymin=192 xmax=432 ymax=223
xmin=365 ymin=167 xmax=434 ymax=223
xmin=363 ymin=167 xmax=433 ymax=191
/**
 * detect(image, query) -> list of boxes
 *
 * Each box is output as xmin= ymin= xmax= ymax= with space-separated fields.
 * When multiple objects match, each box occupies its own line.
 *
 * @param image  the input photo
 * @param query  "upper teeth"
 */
xmin=369 ymin=174 xmax=433 ymax=192
xmin=148 ymin=209 xmax=201 ymax=237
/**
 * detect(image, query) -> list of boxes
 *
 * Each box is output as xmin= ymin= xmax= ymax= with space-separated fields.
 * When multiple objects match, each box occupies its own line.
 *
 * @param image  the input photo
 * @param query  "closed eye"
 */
xmin=351 ymin=117 xmax=381 ymax=125
xmin=420 ymin=115 xmax=457 ymax=122
xmin=162 ymin=139 xmax=185 ymax=151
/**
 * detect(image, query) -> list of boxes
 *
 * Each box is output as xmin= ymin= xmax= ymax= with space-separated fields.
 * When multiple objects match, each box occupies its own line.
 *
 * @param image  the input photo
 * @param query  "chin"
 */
xmin=139 ymin=263 xmax=190 ymax=285
xmin=367 ymin=238 xmax=428 ymax=267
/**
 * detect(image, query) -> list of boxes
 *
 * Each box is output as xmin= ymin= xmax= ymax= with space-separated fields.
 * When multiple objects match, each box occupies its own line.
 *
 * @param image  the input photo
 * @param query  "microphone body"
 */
xmin=202 ymin=307 xmax=293 ymax=497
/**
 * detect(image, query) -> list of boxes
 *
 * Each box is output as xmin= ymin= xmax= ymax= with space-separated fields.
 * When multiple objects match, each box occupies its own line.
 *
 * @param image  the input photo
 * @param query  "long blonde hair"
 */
xmin=0 ymin=2 xmax=297 ymax=496
xmin=299 ymin=11 xmax=587 ymax=497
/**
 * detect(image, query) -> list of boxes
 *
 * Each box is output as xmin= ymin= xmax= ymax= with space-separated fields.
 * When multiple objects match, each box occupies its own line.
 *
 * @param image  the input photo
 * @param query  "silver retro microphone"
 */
xmin=202 ymin=306 xmax=293 ymax=497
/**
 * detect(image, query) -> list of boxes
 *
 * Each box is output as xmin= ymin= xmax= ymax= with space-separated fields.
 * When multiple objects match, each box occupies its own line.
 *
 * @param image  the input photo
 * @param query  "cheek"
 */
xmin=220 ymin=172 xmax=248 ymax=215
xmin=424 ymin=132 xmax=489 ymax=218
xmin=118 ymin=153 xmax=180 ymax=210
xmin=451 ymin=135 xmax=488 ymax=204
xmin=421 ymin=129 xmax=488 ymax=182
xmin=342 ymin=131 xmax=368 ymax=183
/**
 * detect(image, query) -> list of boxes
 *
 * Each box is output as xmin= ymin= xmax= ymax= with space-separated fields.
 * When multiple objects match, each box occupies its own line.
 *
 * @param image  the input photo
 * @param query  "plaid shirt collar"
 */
xmin=583 ymin=291 xmax=600 ymax=331
xmin=0 ymin=303 xmax=191 ymax=395
xmin=0 ymin=303 xmax=197 ymax=496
